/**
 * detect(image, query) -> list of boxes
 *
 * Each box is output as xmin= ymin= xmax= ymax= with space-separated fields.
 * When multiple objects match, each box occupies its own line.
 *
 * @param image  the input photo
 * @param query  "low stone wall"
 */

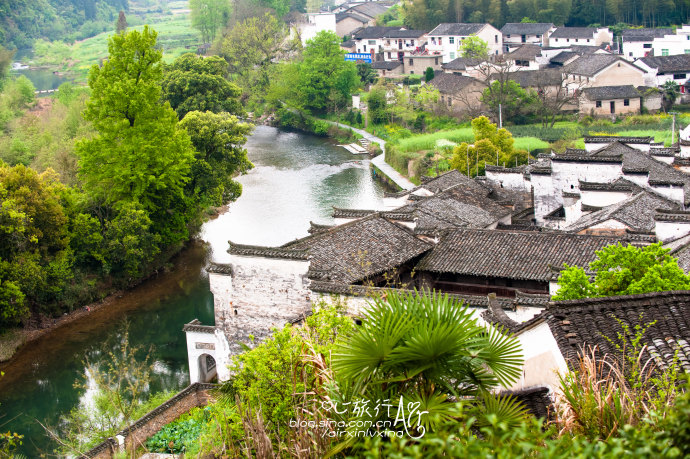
xmin=82 ymin=382 xmax=216 ymax=458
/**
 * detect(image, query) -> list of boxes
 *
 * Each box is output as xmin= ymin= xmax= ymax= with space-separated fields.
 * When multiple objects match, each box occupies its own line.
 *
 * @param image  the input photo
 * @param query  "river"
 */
xmin=0 ymin=125 xmax=387 ymax=456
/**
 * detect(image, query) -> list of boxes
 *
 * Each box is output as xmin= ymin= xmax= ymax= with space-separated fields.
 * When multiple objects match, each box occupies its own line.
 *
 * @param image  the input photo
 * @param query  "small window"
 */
xmin=536 ymin=34 xmax=542 ymax=38
xmin=624 ymin=99 xmax=630 ymax=106
xmin=439 ymin=38 xmax=443 ymax=45
xmin=435 ymin=57 xmax=439 ymax=65
xmin=410 ymin=70 xmax=414 ymax=74
xmin=449 ymin=52 xmax=455 ymax=60
xmin=388 ymin=52 xmax=391 ymax=58
xmin=587 ymin=39 xmax=590 ymax=42
xmin=409 ymin=58 xmax=413 ymax=65
xmin=506 ymin=34 xmax=511 ymax=38
xmin=643 ymin=43 xmax=652 ymax=48
xmin=596 ymin=101 xmax=602 ymax=108
xmin=368 ymin=40 xmax=376 ymax=45
xmin=363 ymin=45 xmax=367 ymax=51
xmin=575 ymin=38 xmax=579 ymax=42
xmin=567 ymin=38 xmax=570 ymax=42
xmin=496 ymin=34 xmax=499 ymax=43
xmin=629 ymin=52 xmax=633 ymax=56
xmin=674 ymin=73 xmax=687 ymax=79
xmin=449 ymin=37 xmax=455 ymax=44
xmin=662 ymin=49 xmax=670 ymax=56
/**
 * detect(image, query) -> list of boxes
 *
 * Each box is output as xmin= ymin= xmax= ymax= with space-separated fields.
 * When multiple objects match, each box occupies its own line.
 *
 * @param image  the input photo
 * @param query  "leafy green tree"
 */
xmin=357 ymin=62 xmax=377 ymax=85
xmin=661 ymin=80 xmax=680 ymax=112
xmin=190 ymin=0 xmax=230 ymax=43
xmin=367 ymin=85 xmax=388 ymax=125
xmin=162 ymin=53 xmax=243 ymax=119
xmin=296 ymin=31 xmax=358 ymax=113
xmin=481 ymin=78 xmax=536 ymax=124
xmin=219 ymin=13 xmax=296 ymax=97
xmin=459 ymin=35 xmax=489 ymax=59
xmin=424 ymin=66 xmax=435 ymax=82
xmin=332 ymin=290 xmax=526 ymax=437
xmin=179 ymin=111 xmax=254 ymax=207
xmin=0 ymin=45 xmax=15 ymax=86
xmin=450 ymin=116 xmax=522 ymax=176
xmin=553 ymin=243 xmax=690 ymax=301
xmin=76 ymin=27 xmax=195 ymax=245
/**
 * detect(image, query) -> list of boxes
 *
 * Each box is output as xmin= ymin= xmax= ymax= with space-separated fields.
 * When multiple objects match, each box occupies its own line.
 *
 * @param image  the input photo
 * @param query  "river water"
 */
xmin=0 ymin=125 xmax=386 ymax=456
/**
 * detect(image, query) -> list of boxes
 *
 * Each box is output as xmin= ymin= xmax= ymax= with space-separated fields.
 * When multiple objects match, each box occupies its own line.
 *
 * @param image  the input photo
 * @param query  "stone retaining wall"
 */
xmin=82 ymin=382 xmax=216 ymax=458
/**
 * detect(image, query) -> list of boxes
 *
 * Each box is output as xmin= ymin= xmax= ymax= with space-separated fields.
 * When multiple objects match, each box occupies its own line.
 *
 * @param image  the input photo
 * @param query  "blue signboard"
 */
xmin=345 ymin=53 xmax=372 ymax=63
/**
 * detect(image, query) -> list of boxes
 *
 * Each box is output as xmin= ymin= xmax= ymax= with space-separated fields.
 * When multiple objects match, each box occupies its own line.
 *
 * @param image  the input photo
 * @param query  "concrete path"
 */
xmin=326 ymin=121 xmax=416 ymax=191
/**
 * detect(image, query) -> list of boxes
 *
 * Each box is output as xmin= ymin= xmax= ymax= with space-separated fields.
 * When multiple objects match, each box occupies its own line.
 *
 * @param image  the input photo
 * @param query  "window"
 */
xmin=686 ymin=50 xmax=690 ymax=54
xmin=587 ymin=39 xmax=590 ymax=42
xmin=409 ymin=58 xmax=413 ymax=65
xmin=411 ymin=40 xmax=415 ymax=46
xmin=495 ymin=34 xmax=499 ymax=43
xmin=624 ymin=99 xmax=630 ymax=106
xmin=536 ymin=34 xmax=542 ymax=38
xmin=411 ymin=70 xmax=414 ymax=74
xmin=449 ymin=37 xmax=455 ymax=44
xmin=506 ymin=34 xmax=511 ymax=38
xmin=449 ymin=52 xmax=455 ymax=60
xmin=596 ymin=100 xmax=602 ymax=108
xmin=368 ymin=40 xmax=376 ymax=45
xmin=662 ymin=49 xmax=670 ymax=56
xmin=575 ymin=38 xmax=579 ymax=42
xmin=439 ymin=38 xmax=442 ymax=45
xmin=567 ymin=38 xmax=570 ymax=42
xmin=435 ymin=57 xmax=439 ymax=65
xmin=675 ymin=73 xmax=687 ymax=79
xmin=363 ymin=45 xmax=367 ymax=51
xmin=643 ymin=43 xmax=652 ymax=48
xmin=629 ymin=52 xmax=633 ymax=56
xmin=448 ymin=98 xmax=452 ymax=106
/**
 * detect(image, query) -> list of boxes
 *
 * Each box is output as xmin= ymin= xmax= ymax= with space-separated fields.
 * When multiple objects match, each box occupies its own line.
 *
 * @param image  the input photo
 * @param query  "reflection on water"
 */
xmin=0 ymin=125 xmax=386 ymax=456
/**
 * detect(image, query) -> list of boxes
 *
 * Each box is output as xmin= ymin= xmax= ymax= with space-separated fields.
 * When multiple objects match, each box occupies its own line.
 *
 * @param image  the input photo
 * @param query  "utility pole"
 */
xmin=498 ymin=103 xmax=503 ymax=129
xmin=671 ymin=111 xmax=679 ymax=145
xmin=466 ymin=144 xmax=470 ymax=178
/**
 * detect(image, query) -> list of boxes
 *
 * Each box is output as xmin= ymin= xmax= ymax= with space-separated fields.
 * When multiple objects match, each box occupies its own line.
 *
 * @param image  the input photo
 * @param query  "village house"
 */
xmin=381 ymin=29 xmax=428 ymax=62
xmin=426 ymin=23 xmax=503 ymax=62
xmin=562 ymin=54 xmax=647 ymax=91
xmin=500 ymin=22 xmax=555 ymax=51
xmin=371 ymin=60 xmax=403 ymax=77
xmin=621 ymin=28 xmax=673 ymax=60
xmin=504 ymin=44 xmax=544 ymax=71
xmin=428 ymin=72 xmax=487 ymax=114
xmin=580 ymin=85 xmax=646 ymax=116
xmin=440 ymin=57 xmax=486 ymax=77
xmin=336 ymin=12 xmax=370 ymax=37
xmin=548 ymin=26 xmax=613 ymax=49
xmin=650 ymin=25 xmax=690 ymax=57
xmin=637 ymin=54 xmax=690 ymax=101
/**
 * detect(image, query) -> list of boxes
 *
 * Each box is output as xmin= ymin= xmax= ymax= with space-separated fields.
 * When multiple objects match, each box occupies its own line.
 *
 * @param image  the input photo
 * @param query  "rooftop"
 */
xmin=550 ymin=27 xmax=600 ymax=39
xmin=429 ymin=72 xmax=484 ymax=94
xmin=582 ymin=85 xmax=642 ymax=100
xmin=500 ymin=22 xmax=554 ymax=36
xmin=441 ymin=57 xmax=485 ymax=71
xmin=428 ymin=23 xmax=487 ymax=36
xmin=622 ymin=28 xmax=673 ymax=41
xmin=564 ymin=54 xmax=636 ymax=77
xmin=639 ymin=54 xmax=690 ymax=73
xmin=416 ymin=228 xmax=625 ymax=282
xmin=506 ymin=44 xmax=543 ymax=60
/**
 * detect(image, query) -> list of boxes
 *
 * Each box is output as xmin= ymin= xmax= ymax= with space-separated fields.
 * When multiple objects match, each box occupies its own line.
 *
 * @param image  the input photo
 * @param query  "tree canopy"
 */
xmin=162 ymin=53 xmax=243 ymax=119
xmin=459 ymin=36 xmax=489 ymax=59
xmin=553 ymin=243 xmax=690 ymax=301
xmin=190 ymin=0 xmax=230 ymax=43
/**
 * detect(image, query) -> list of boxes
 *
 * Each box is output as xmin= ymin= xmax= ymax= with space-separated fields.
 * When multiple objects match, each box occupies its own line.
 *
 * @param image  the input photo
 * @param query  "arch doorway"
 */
xmin=198 ymin=353 xmax=217 ymax=382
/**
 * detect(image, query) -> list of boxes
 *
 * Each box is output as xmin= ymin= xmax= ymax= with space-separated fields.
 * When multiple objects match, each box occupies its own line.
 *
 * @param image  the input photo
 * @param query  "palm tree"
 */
xmin=661 ymin=80 xmax=680 ymax=112
xmin=329 ymin=290 xmax=526 ymax=439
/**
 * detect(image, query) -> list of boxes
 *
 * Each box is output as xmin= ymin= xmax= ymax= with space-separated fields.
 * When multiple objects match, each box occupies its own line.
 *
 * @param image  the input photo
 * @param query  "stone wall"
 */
xmin=83 ymin=383 xmax=215 ymax=459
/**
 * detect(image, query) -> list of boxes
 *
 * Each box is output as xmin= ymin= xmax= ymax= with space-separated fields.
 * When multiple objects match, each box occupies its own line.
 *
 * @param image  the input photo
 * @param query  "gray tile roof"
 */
xmin=386 ymin=29 xmax=427 ymax=38
xmin=639 ymin=54 xmax=690 ymax=73
xmin=441 ymin=57 xmax=484 ymax=71
xmin=528 ymin=291 xmax=690 ymax=372
xmin=549 ymin=51 xmax=579 ymax=65
xmin=582 ymin=85 xmax=641 ymax=100
xmin=550 ymin=27 xmax=598 ymax=39
xmin=507 ymin=44 xmax=542 ymax=60
xmin=429 ymin=72 xmax=483 ymax=94
xmin=352 ymin=26 xmax=400 ymax=39
xmin=565 ymin=191 xmax=679 ymax=233
xmin=622 ymin=28 xmax=672 ymax=41
xmin=428 ymin=23 xmax=486 ymax=36
xmin=563 ymin=54 xmax=632 ymax=76
xmin=416 ymin=229 xmax=625 ymax=282
xmin=281 ymin=214 xmax=432 ymax=284
xmin=507 ymin=69 xmax=563 ymax=87
xmin=336 ymin=12 xmax=369 ymax=24
xmin=347 ymin=2 xmax=389 ymax=19
xmin=372 ymin=60 xmax=402 ymax=70
xmin=501 ymin=23 xmax=554 ymax=36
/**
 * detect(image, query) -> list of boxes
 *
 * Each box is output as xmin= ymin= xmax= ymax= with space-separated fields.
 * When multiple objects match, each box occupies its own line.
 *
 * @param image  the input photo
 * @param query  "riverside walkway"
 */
xmin=327 ymin=121 xmax=415 ymax=191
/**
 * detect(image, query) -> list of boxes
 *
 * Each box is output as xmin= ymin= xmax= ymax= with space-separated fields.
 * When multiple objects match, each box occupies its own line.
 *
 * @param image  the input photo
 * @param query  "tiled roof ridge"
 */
xmin=207 ymin=262 xmax=233 ymax=275
xmin=332 ymin=207 xmax=378 ymax=218
xmin=552 ymin=153 xmax=623 ymax=163
xmin=228 ymin=241 xmax=310 ymax=260
xmin=655 ymin=208 xmax=690 ymax=222
xmin=578 ymin=180 xmax=633 ymax=191
xmin=548 ymin=289 xmax=690 ymax=308
xmin=585 ymin=135 xmax=653 ymax=143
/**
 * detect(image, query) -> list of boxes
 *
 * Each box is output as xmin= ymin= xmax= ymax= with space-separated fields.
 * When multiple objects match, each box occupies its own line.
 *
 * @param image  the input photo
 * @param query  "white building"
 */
xmin=621 ymin=28 xmax=673 ymax=60
xmin=651 ymin=25 xmax=690 ymax=57
xmin=637 ymin=54 xmax=690 ymax=93
xmin=549 ymin=27 xmax=613 ymax=49
xmin=500 ymin=22 xmax=555 ymax=52
xmin=300 ymin=13 xmax=337 ymax=45
xmin=426 ymin=23 xmax=503 ymax=63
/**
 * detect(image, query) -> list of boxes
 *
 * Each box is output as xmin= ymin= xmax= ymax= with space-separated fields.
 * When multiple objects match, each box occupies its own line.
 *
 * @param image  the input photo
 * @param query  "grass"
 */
xmin=393 ymin=127 xmax=550 ymax=153
xmin=32 ymin=14 xmax=201 ymax=82
xmin=0 ymin=328 xmax=27 ymax=362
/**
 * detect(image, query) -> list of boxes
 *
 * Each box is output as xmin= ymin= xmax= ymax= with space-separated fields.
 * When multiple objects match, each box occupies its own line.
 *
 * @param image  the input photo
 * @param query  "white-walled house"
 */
xmin=563 ymin=54 xmax=647 ymax=91
xmin=427 ymin=23 xmax=503 ymax=63
xmin=637 ymin=54 xmax=690 ymax=98
xmin=651 ymin=25 xmax=690 ymax=57
xmin=300 ymin=13 xmax=336 ymax=44
xmin=549 ymin=27 xmax=613 ymax=48
xmin=621 ymin=28 xmax=673 ymax=60
xmin=500 ymin=23 xmax=555 ymax=52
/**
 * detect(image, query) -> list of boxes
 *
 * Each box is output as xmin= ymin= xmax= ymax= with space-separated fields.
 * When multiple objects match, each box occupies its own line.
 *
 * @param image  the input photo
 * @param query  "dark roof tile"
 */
xmin=501 ymin=23 xmax=554 ymax=35
xmin=429 ymin=23 xmax=487 ymax=36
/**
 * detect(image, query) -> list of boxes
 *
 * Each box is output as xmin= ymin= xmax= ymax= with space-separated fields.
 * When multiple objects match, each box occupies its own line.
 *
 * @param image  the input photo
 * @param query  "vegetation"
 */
xmin=190 ymin=0 xmax=230 ymax=43
xmin=554 ymin=243 xmax=690 ymax=301
xmin=459 ymin=36 xmax=490 ymax=59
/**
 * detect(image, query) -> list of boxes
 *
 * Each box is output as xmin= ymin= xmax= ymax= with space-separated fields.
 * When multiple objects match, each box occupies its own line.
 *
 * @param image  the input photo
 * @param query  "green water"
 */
xmin=0 ymin=126 xmax=386 ymax=456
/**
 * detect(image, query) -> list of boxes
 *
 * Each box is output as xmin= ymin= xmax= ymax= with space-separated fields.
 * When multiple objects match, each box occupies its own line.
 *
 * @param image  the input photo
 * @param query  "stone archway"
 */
xmin=198 ymin=353 xmax=217 ymax=382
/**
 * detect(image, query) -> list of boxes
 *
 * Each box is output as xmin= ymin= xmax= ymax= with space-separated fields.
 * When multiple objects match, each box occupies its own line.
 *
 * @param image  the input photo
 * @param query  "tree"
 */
xmin=367 ymin=85 xmax=388 ymax=125
xmin=190 ymin=0 xmax=231 ymax=43
xmin=425 ymin=66 xmax=435 ymax=82
xmin=533 ymin=70 xmax=582 ymax=127
xmin=553 ymin=243 xmax=690 ymax=301
xmin=459 ymin=36 xmax=490 ymax=59
xmin=481 ymin=72 xmax=537 ymax=125
xmin=179 ymin=111 xmax=254 ymax=207
xmin=660 ymin=80 xmax=680 ymax=112
xmin=115 ymin=10 xmax=127 ymax=33
xmin=402 ymin=0 xmax=457 ymax=30
xmin=0 ymin=45 xmax=15 ymax=86
xmin=219 ymin=13 xmax=297 ymax=97
xmin=357 ymin=62 xmax=377 ymax=85
xmin=76 ymin=26 xmax=196 ymax=246
xmin=296 ymin=31 xmax=359 ymax=113
xmin=161 ymin=53 xmax=243 ymax=119
xmin=332 ymin=290 xmax=526 ymax=435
